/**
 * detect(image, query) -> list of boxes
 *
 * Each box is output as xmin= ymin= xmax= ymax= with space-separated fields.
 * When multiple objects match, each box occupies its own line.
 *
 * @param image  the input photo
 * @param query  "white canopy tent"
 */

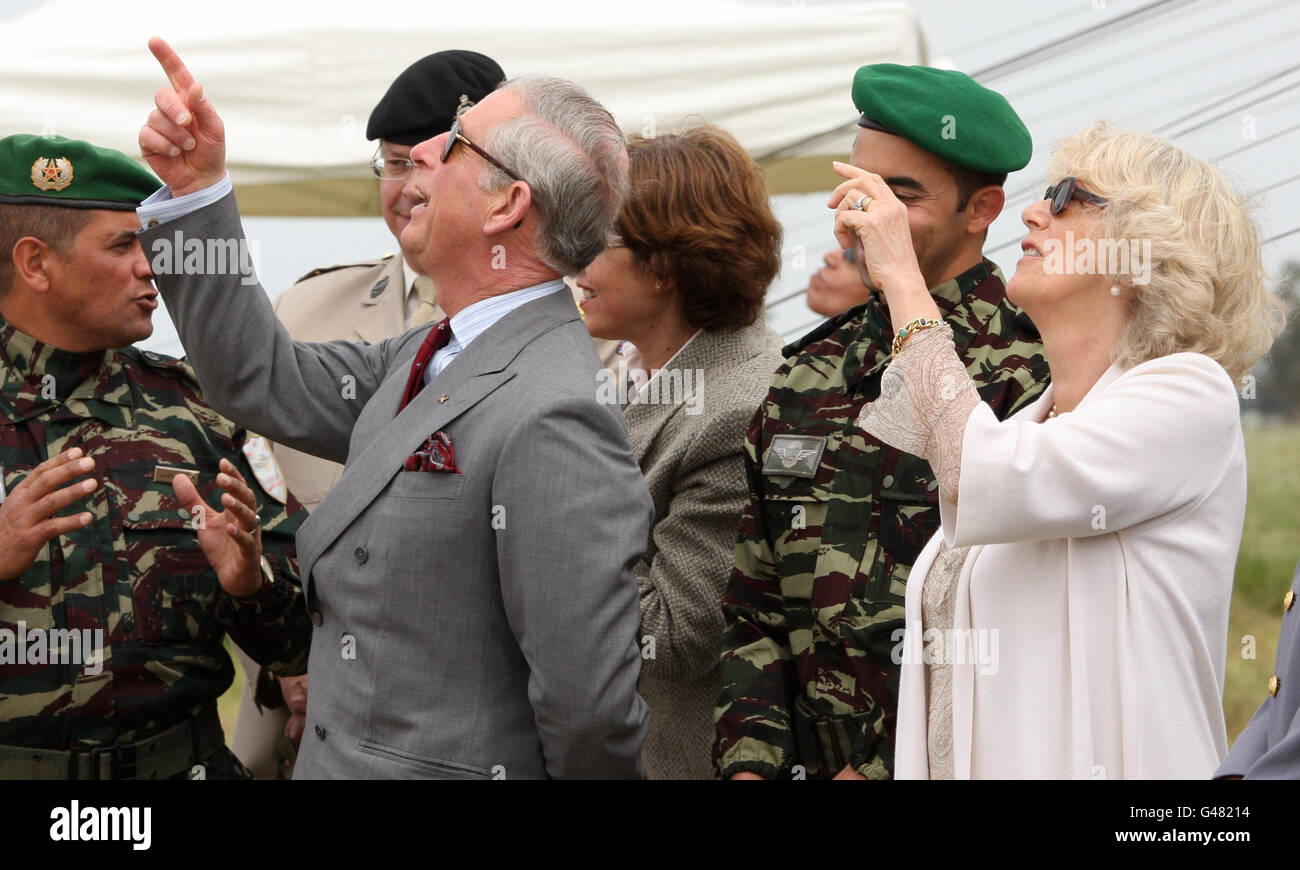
xmin=0 ymin=0 xmax=928 ymax=352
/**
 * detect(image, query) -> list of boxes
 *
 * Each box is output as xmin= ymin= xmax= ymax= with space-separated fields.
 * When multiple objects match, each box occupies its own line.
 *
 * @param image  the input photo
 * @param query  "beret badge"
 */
xmin=456 ymin=94 xmax=476 ymax=117
xmin=30 ymin=156 xmax=74 ymax=192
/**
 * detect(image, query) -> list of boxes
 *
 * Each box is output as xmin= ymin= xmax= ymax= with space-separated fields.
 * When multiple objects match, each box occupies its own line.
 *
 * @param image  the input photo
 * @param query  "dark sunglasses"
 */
xmin=441 ymin=118 xmax=522 ymax=182
xmin=1044 ymin=176 xmax=1108 ymax=214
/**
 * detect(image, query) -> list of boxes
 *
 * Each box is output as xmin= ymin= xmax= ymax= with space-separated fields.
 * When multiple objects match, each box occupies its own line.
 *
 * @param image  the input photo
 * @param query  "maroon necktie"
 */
xmin=397 ymin=317 xmax=452 ymax=412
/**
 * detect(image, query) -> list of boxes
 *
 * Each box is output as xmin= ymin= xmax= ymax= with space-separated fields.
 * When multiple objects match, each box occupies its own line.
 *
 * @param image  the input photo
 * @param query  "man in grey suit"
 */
xmin=1216 ymin=557 xmax=1300 ymax=779
xmin=136 ymin=38 xmax=652 ymax=778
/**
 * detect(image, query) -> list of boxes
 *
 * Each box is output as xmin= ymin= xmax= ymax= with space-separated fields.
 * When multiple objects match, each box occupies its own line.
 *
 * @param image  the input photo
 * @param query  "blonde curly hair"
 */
xmin=1048 ymin=121 xmax=1287 ymax=383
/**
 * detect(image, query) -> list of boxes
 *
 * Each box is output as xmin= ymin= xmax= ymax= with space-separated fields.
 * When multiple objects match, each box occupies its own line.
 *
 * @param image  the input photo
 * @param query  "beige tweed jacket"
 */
xmin=623 ymin=315 xmax=784 ymax=779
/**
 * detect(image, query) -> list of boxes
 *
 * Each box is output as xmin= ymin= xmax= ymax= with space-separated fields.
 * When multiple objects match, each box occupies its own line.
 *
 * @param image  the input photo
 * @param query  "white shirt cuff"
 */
xmin=137 ymin=173 xmax=233 ymax=229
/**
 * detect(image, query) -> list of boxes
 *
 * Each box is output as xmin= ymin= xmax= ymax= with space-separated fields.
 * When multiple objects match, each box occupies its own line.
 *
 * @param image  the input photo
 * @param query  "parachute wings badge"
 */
xmin=772 ymin=443 xmax=817 ymax=469
xmin=31 ymin=156 xmax=74 ymax=192
xmin=762 ymin=434 xmax=827 ymax=479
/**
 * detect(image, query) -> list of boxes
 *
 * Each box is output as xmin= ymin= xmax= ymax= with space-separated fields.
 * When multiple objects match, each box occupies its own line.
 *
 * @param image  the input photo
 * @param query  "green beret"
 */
xmin=0 ymin=134 xmax=160 ymax=210
xmin=851 ymin=64 xmax=1031 ymax=174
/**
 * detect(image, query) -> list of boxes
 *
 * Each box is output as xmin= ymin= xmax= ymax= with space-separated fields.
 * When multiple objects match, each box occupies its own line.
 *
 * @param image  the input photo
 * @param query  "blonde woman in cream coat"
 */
xmin=830 ymin=121 xmax=1286 ymax=779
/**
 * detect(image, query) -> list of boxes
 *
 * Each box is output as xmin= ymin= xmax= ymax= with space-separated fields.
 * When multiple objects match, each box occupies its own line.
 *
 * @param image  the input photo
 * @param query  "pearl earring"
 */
xmin=655 ymin=282 xmax=662 ymax=290
xmin=1110 ymin=285 xmax=1121 ymax=296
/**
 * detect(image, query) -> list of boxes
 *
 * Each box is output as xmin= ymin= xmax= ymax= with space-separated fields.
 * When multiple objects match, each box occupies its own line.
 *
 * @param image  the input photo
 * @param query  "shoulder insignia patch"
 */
xmin=242 ymin=435 xmax=288 ymax=504
xmin=135 ymin=348 xmax=187 ymax=371
xmin=292 ymin=258 xmax=388 ymax=286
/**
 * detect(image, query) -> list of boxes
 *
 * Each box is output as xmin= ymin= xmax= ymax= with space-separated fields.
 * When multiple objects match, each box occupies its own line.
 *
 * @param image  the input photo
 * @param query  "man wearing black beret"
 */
xmin=230 ymin=50 xmax=507 ymax=778
xmin=716 ymin=64 xmax=1052 ymax=780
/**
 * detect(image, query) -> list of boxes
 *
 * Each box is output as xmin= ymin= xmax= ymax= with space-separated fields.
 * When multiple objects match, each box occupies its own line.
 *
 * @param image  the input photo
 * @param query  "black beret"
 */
xmin=366 ymin=50 xmax=506 ymax=145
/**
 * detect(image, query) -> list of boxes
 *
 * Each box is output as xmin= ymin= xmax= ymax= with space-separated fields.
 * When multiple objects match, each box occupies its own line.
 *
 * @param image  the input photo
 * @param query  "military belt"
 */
xmin=0 ymin=704 xmax=223 ymax=780
xmin=792 ymin=695 xmax=868 ymax=778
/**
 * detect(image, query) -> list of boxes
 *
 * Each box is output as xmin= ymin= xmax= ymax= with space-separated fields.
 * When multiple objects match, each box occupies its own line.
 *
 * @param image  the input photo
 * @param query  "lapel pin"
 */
xmin=438 ymin=394 xmax=448 ymax=404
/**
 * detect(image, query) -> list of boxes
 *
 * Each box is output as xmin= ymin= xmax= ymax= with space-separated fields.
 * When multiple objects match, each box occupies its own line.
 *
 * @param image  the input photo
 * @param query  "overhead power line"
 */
xmin=1264 ymin=226 xmax=1300 ymax=245
xmin=1215 ymin=120 xmax=1300 ymax=161
xmin=1001 ymin=1 xmax=1300 ymax=104
xmin=1152 ymin=62 xmax=1300 ymax=133
xmin=993 ymin=70 xmax=1300 ymax=215
xmin=969 ymin=0 xmax=1205 ymax=82
xmin=754 ymin=0 xmax=1202 ymax=165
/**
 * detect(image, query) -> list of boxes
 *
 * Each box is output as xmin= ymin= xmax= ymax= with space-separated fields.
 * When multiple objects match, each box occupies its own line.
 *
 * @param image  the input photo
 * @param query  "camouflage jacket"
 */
xmin=0 ymin=320 xmax=311 ymax=750
xmin=714 ymin=260 xmax=1049 ymax=780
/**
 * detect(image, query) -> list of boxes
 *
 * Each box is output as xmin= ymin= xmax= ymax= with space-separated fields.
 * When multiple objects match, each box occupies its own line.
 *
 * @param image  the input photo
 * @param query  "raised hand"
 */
xmin=0 ymin=449 xmax=98 ymax=581
xmin=139 ymin=36 xmax=226 ymax=196
xmin=280 ymin=674 xmax=308 ymax=750
xmin=828 ymin=161 xmax=925 ymax=297
xmin=172 ymin=457 xmax=265 ymax=599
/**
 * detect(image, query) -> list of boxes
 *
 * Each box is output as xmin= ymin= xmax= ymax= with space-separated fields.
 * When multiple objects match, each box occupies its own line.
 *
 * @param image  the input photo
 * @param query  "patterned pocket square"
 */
xmin=403 ymin=431 xmax=460 ymax=474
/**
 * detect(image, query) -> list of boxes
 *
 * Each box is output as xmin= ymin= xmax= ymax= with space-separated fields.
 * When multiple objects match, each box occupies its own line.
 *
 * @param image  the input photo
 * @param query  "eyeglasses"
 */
xmin=369 ymin=146 xmax=416 ymax=182
xmin=1044 ymin=176 xmax=1108 ymax=214
xmin=441 ymin=119 xmax=522 ymax=182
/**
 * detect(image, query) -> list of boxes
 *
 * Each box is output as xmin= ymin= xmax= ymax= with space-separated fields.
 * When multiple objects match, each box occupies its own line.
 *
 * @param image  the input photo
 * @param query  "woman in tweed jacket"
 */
xmin=576 ymin=125 xmax=785 ymax=778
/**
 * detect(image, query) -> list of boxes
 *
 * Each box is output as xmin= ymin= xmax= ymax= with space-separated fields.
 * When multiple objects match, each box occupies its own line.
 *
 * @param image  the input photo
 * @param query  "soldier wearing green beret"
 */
xmin=714 ymin=64 xmax=1051 ymax=780
xmin=0 ymin=134 xmax=312 ymax=779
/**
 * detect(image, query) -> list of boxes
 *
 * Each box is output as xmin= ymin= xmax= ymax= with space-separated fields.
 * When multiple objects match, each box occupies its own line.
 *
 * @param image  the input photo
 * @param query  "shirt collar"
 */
xmin=0 ymin=318 xmax=133 ymax=425
xmin=843 ymin=258 xmax=1008 ymax=386
xmin=929 ymin=258 xmax=996 ymax=318
xmin=446 ymin=278 xmax=567 ymax=352
xmin=620 ymin=328 xmax=704 ymax=401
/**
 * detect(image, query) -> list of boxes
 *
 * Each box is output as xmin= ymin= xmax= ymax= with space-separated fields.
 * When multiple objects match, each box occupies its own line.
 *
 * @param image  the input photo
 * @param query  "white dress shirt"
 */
xmin=426 ymin=280 xmax=567 ymax=383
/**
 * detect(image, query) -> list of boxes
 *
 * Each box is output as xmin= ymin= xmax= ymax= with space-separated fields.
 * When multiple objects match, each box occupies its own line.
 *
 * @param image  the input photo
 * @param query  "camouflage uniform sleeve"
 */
xmin=214 ymin=429 xmax=312 ymax=677
xmin=980 ymin=311 xmax=1052 ymax=420
xmin=713 ymin=405 xmax=798 ymax=779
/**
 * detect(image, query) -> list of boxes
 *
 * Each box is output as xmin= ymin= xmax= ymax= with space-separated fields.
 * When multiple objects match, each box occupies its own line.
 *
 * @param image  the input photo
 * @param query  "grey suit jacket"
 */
xmin=269 ymin=253 xmax=419 ymax=512
xmin=1217 ymin=558 xmax=1300 ymax=779
xmin=623 ymin=317 xmax=783 ymax=779
xmin=143 ymin=192 xmax=652 ymax=779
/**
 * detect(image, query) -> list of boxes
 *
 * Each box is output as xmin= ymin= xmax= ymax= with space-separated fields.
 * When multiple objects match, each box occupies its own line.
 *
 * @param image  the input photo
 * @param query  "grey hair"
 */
xmin=477 ymin=75 xmax=629 ymax=274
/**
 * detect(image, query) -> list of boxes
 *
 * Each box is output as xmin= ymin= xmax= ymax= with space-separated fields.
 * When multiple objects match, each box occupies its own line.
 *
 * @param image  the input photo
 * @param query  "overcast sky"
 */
xmin=3 ymin=0 xmax=1297 ymax=347
xmin=891 ymin=0 xmax=1300 ymax=277
xmin=749 ymin=0 xmax=1300 ymax=279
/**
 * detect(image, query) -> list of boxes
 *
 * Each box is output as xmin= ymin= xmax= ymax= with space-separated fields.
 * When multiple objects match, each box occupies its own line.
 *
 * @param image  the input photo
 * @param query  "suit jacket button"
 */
xmin=354 ymin=546 xmax=368 ymax=564
xmin=311 ymin=610 xmax=323 ymax=626
xmin=1269 ymin=675 xmax=1280 ymax=697
xmin=1285 ymin=589 xmax=1295 ymax=611
xmin=314 ymin=724 xmax=327 ymax=740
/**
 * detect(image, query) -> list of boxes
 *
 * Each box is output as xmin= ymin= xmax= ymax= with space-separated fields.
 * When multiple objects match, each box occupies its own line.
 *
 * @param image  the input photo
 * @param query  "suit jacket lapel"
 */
xmin=297 ymin=288 xmax=578 ymax=580
xmin=621 ymin=320 xmax=763 ymax=461
xmin=354 ymin=255 xmax=407 ymax=344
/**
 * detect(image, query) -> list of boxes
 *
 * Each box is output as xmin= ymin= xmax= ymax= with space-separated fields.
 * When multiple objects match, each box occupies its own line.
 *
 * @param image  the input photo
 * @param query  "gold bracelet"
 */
xmin=891 ymin=317 xmax=944 ymax=356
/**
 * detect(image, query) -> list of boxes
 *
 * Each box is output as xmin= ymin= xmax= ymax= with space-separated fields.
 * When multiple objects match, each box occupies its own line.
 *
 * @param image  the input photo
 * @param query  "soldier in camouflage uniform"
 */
xmin=0 ymin=134 xmax=310 ymax=780
xmin=714 ymin=65 xmax=1051 ymax=780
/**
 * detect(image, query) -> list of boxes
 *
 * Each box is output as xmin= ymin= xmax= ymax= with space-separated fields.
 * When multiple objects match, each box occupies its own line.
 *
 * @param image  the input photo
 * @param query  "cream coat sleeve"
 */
xmin=946 ymin=352 xmax=1241 ymax=547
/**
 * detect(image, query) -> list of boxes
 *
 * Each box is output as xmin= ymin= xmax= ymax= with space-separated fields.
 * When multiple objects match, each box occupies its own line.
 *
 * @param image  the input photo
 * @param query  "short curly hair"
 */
xmin=616 ymin=124 xmax=782 ymax=331
xmin=1048 ymin=121 xmax=1287 ymax=383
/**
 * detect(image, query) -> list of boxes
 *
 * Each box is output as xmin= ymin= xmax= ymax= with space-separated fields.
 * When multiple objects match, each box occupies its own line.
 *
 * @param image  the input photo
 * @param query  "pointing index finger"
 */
xmin=149 ymin=36 xmax=196 ymax=95
xmin=828 ymin=162 xmax=890 ymax=208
